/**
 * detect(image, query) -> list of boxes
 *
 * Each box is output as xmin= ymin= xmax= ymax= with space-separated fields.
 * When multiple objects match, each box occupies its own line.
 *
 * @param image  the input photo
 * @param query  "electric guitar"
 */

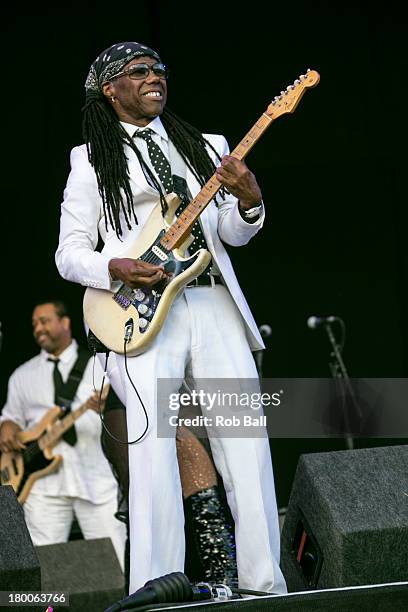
xmin=0 ymin=388 xmax=108 ymax=504
xmin=83 ymin=70 xmax=320 ymax=356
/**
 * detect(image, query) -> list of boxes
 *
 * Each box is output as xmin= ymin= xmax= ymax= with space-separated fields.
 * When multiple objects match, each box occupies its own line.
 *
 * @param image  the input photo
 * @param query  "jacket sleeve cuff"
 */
xmin=238 ymin=201 xmax=264 ymax=224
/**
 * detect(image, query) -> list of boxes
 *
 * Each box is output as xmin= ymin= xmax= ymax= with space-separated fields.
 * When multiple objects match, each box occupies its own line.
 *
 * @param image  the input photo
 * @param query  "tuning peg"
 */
xmin=307 ymin=68 xmax=311 ymax=72
xmin=294 ymin=79 xmax=301 ymax=85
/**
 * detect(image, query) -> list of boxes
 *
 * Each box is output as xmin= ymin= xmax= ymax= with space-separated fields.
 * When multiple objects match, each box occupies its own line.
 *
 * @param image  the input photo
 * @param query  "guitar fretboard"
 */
xmin=159 ymin=113 xmax=272 ymax=251
xmin=38 ymin=402 xmax=89 ymax=450
xmin=158 ymin=68 xmax=320 ymax=252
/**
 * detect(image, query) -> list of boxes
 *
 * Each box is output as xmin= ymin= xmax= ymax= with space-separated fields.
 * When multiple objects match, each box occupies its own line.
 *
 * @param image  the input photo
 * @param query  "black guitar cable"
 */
xmin=122 ymin=318 xmax=149 ymax=444
xmin=90 ymin=320 xmax=149 ymax=446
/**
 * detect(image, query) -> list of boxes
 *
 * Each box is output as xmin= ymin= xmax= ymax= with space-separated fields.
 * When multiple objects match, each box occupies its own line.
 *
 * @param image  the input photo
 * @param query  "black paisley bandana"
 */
xmin=85 ymin=41 xmax=162 ymax=93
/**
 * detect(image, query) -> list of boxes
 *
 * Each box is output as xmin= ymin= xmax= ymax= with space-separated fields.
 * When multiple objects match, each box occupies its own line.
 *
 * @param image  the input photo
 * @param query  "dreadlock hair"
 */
xmin=82 ymin=91 xmax=226 ymax=239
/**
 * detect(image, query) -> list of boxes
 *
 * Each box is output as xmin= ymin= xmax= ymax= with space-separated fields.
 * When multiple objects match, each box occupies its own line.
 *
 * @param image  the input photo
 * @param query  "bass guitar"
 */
xmin=0 ymin=388 xmax=108 ymax=504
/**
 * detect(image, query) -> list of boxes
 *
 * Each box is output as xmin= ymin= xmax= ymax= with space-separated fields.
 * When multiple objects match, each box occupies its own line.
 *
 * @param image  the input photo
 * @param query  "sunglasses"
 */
xmin=110 ymin=62 xmax=169 ymax=81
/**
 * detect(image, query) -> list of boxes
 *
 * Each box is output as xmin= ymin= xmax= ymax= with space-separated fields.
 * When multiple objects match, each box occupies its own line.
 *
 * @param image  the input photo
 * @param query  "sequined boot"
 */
xmin=184 ymin=486 xmax=238 ymax=586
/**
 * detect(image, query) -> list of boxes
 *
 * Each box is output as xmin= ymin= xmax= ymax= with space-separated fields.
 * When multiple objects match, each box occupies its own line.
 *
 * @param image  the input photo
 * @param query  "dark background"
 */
xmin=1 ymin=0 xmax=407 ymax=506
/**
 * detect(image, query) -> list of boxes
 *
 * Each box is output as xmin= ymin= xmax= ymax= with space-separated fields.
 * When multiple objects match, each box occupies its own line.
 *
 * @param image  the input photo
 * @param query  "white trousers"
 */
xmin=107 ymin=285 xmax=286 ymax=594
xmin=23 ymin=492 xmax=127 ymax=571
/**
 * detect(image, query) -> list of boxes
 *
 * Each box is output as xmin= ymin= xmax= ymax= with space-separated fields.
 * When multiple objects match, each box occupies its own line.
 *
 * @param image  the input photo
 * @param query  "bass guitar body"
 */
xmin=0 ymin=407 xmax=63 ymax=504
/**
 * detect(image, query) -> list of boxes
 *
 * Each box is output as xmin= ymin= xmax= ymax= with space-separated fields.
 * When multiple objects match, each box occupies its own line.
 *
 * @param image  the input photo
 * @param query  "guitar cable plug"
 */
xmin=124 ymin=318 xmax=134 ymax=344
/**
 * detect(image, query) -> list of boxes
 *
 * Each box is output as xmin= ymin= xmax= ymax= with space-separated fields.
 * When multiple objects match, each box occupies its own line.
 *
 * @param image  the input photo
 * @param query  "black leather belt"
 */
xmin=185 ymin=275 xmax=223 ymax=288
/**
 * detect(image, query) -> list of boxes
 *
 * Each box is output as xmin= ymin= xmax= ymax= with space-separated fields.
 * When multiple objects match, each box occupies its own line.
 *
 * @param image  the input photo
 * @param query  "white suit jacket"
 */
xmin=55 ymin=125 xmax=265 ymax=350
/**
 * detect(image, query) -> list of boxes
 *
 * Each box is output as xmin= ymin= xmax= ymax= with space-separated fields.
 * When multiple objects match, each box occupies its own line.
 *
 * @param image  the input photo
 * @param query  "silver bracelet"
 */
xmin=241 ymin=202 xmax=263 ymax=219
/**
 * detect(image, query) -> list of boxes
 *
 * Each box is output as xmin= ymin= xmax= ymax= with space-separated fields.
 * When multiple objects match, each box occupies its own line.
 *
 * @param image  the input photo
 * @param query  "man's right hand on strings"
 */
xmin=108 ymin=258 xmax=169 ymax=288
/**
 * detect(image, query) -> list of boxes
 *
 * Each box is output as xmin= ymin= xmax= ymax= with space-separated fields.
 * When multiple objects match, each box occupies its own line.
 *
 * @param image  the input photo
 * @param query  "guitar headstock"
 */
xmin=266 ymin=69 xmax=320 ymax=118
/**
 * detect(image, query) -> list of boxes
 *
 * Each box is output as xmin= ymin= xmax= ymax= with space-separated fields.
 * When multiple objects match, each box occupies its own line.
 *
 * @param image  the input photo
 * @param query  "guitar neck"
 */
xmin=160 ymin=113 xmax=273 ymax=251
xmin=38 ymin=402 xmax=89 ymax=450
xmin=159 ymin=69 xmax=320 ymax=252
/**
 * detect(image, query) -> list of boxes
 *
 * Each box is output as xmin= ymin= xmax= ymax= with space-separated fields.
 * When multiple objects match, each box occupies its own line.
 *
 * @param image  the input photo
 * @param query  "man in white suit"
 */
xmin=56 ymin=41 xmax=286 ymax=595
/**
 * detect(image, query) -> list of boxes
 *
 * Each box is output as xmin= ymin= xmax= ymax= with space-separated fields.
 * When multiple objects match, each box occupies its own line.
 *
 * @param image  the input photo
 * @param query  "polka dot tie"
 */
xmin=135 ymin=129 xmax=211 ymax=266
xmin=134 ymin=128 xmax=174 ymax=194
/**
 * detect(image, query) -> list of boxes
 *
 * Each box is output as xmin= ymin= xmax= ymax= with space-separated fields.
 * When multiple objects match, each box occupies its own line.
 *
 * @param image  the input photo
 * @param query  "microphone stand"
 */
xmin=324 ymin=321 xmax=363 ymax=451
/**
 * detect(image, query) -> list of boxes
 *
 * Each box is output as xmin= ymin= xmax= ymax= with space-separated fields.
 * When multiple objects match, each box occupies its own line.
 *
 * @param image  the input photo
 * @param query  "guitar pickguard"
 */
xmin=113 ymin=230 xmax=202 ymax=335
xmin=19 ymin=442 xmax=53 ymax=494
xmin=0 ymin=441 xmax=53 ymax=498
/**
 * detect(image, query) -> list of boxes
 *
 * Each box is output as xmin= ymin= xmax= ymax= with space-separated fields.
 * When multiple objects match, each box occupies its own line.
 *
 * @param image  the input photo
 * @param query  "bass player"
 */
xmin=0 ymin=300 xmax=126 ymax=569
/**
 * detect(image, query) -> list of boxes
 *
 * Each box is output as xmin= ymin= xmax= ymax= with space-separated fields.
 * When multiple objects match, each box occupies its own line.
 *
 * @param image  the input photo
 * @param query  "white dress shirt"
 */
xmin=0 ymin=340 xmax=118 ymax=503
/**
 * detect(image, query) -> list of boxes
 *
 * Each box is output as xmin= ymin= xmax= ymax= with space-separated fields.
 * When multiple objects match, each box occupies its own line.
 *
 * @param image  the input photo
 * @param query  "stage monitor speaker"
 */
xmin=35 ymin=537 xmax=125 ymax=611
xmin=0 ymin=485 xmax=41 ymax=591
xmin=280 ymin=444 xmax=408 ymax=591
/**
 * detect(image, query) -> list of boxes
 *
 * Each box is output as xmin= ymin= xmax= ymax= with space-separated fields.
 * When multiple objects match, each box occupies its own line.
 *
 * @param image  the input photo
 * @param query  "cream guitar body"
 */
xmin=83 ymin=70 xmax=320 ymax=357
xmin=83 ymin=192 xmax=211 ymax=356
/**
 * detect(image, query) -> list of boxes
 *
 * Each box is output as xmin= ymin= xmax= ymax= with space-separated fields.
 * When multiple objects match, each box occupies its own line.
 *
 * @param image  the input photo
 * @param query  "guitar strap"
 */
xmin=168 ymin=139 xmax=219 ymax=206
xmin=168 ymin=140 xmax=219 ymax=276
xmin=168 ymin=140 xmax=192 ymax=201
xmin=56 ymin=346 xmax=90 ymax=445
xmin=57 ymin=346 xmax=90 ymax=408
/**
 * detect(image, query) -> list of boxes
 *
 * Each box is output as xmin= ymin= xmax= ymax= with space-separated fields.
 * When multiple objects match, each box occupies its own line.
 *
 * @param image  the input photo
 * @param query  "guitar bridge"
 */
xmin=113 ymin=286 xmax=134 ymax=310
